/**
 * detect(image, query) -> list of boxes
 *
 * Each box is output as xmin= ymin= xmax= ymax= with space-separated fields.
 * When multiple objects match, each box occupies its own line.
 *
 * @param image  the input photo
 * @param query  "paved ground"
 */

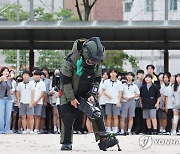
xmin=0 ymin=134 xmax=180 ymax=154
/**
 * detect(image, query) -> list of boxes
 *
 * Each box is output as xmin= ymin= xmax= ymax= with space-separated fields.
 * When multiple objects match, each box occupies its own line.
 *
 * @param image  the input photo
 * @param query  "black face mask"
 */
xmin=121 ymin=81 xmax=127 ymax=84
xmin=17 ymin=79 xmax=23 ymax=82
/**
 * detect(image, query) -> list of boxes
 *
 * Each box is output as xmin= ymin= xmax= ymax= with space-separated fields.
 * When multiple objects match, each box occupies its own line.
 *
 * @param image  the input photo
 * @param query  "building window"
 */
xmin=170 ymin=0 xmax=177 ymax=10
xmin=146 ymin=0 xmax=153 ymax=12
xmin=125 ymin=2 xmax=132 ymax=12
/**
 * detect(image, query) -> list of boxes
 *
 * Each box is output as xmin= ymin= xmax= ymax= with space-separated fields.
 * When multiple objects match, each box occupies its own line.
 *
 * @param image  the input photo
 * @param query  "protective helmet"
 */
xmin=82 ymin=37 xmax=105 ymax=63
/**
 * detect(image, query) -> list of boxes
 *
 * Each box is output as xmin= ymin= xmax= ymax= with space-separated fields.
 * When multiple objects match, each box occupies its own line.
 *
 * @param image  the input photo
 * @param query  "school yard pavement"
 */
xmin=0 ymin=133 xmax=180 ymax=154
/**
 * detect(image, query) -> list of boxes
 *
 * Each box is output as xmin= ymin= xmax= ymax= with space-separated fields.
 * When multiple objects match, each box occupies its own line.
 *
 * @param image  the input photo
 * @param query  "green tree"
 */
xmin=1 ymin=50 xmax=29 ymax=70
xmin=0 ymin=4 xmax=29 ymax=21
xmin=102 ymin=50 xmax=139 ymax=72
xmin=36 ymin=50 xmax=64 ymax=72
xmin=55 ymin=9 xmax=79 ymax=21
xmin=0 ymin=4 xmax=77 ymax=71
xmin=34 ymin=7 xmax=55 ymax=21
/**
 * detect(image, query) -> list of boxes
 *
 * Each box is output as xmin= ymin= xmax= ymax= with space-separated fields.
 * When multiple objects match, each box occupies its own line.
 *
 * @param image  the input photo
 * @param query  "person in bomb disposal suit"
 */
xmin=59 ymin=37 xmax=119 ymax=151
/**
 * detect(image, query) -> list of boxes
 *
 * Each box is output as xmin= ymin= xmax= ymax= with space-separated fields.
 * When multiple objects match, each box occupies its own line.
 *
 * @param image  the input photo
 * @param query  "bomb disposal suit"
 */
xmin=60 ymin=37 xmax=119 ymax=151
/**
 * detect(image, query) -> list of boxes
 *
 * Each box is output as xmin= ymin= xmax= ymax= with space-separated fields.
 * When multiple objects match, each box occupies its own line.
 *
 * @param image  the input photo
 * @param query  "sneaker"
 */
xmin=158 ymin=132 xmax=163 ymax=135
xmin=54 ymin=131 xmax=58 ymax=134
xmin=77 ymin=131 xmax=82 ymax=134
xmin=61 ymin=144 xmax=72 ymax=151
xmin=22 ymin=131 xmax=27 ymax=134
xmin=8 ymin=130 xmax=13 ymax=134
xmin=30 ymin=131 xmax=34 ymax=134
xmin=26 ymin=130 xmax=30 ymax=134
xmin=17 ymin=130 xmax=22 ymax=134
xmin=153 ymin=131 xmax=158 ymax=135
xmin=34 ymin=129 xmax=39 ymax=134
xmin=171 ymin=131 xmax=177 ymax=136
xmin=98 ymin=137 xmax=119 ymax=151
xmin=162 ymin=132 xmax=170 ymax=135
xmin=40 ymin=129 xmax=45 ymax=134
xmin=73 ymin=130 xmax=78 ymax=134
xmin=81 ymin=131 xmax=88 ymax=134
xmin=117 ymin=132 xmax=126 ymax=136
xmin=177 ymin=131 xmax=180 ymax=135
xmin=126 ymin=132 xmax=132 ymax=135
xmin=26 ymin=129 xmax=30 ymax=134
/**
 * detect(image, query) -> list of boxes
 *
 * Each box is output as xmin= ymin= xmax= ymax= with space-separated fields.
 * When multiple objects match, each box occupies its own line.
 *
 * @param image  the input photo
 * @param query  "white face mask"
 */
xmin=10 ymin=74 xmax=14 ymax=78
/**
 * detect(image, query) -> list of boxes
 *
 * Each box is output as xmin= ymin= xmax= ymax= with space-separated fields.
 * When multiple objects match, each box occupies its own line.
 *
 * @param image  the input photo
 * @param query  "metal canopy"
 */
xmin=0 ymin=20 xmax=180 ymax=50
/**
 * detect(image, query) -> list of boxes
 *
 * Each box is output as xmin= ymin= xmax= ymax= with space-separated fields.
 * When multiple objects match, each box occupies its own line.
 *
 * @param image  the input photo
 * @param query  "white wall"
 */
xmin=123 ymin=0 xmax=180 ymax=74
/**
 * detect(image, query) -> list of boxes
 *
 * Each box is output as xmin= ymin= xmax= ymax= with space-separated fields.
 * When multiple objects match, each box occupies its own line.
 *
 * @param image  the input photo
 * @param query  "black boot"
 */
xmin=147 ymin=128 xmax=152 ymax=135
xmin=61 ymin=144 xmax=72 ymax=150
xmin=153 ymin=129 xmax=158 ymax=135
xmin=98 ymin=137 xmax=119 ymax=151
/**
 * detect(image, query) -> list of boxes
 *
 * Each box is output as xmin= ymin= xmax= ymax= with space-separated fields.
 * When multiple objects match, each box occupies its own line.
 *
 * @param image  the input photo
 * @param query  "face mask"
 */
xmin=10 ymin=74 xmax=15 ymax=78
xmin=17 ymin=78 xmax=23 ymax=82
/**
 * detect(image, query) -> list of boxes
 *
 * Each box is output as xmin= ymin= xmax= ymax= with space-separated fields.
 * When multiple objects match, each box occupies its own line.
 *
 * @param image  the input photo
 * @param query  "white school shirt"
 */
xmin=160 ymin=83 xmax=169 ymax=108
xmin=164 ymin=84 xmax=174 ymax=109
xmin=98 ymin=80 xmax=108 ymax=105
xmin=11 ymin=79 xmax=17 ymax=103
xmin=102 ymin=79 xmax=123 ymax=105
xmin=31 ymin=80 xmax=46 ymax=104
xmin=171 ymin=85 xmax=180 ymax=109
xmin=122 ymin=83 xmax=140 ymax=102
xmin=16 ymin=81 xmax=33 ymax=104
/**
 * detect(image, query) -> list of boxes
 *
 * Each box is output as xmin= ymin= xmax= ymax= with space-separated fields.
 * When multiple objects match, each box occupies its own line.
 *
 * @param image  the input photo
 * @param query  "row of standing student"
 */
xmin=0 ymin=67 xmax=61 ymax=134
xmin=98 ymin=65 xmax=180 ymax=135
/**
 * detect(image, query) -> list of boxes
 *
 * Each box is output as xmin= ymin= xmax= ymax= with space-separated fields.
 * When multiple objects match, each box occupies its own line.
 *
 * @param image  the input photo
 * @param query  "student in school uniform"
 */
xmin=16 ymin=71 xmax=34 ymax=134
xmin=31 ymin=70 xmax=46 ymax=134
xmin=120 ymin=72 xmax=140 ymax=135
xmin=158 ymin=72 xmax=171 ymax=134
xmin=140 ymin=74 xmax=161 ymax=135
xmin=98 ymin=71 xmax=109 ymax=125
xmin=164 ymin=75 xmax=175 ymax=135
xmin=171 ymin=74 xmax=180 ymax=135
xmin=102 ymin=69 xmax=123 ymax=133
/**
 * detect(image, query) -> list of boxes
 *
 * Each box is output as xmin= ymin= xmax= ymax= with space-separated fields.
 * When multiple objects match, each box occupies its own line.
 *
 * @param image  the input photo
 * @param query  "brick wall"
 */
xmin=64 ymin=0 xmax=123 ymax=21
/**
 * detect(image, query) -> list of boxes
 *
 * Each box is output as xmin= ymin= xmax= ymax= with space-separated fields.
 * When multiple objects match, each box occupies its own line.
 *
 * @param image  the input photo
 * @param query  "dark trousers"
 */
xmin=45 ymin=103 xmax=53 ymax=132
xmin=60 ymin=102 xmax=106 ymax=144
xmin=132 ymin=107 xmax=143 ymax=133
xmin=166 ymin=109 xmax=173 ymax=132
xmin=73 ymin=110 xmax=87 ymax=132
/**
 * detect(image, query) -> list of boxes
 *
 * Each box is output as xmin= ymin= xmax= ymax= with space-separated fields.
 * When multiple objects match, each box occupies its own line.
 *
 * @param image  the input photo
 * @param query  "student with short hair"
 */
xmin=16 ymin=71 xmax=34 ymax=134
xmin=31 ymin=70 xmax=46 ymax=134
xmin=145 ymin=65 xmax=160 ymax=89
xmin=102 ymin=69 xmax=123 ymax=133
xmin=120 ymin=72 xmax=140 ymax=135
xmin=140 ymin=74 xmax=161 ymax=135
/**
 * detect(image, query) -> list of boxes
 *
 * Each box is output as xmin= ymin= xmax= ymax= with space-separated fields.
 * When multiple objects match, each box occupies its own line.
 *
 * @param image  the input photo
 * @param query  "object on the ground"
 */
xmin=78 ymin=97 xmax=101 ymax=120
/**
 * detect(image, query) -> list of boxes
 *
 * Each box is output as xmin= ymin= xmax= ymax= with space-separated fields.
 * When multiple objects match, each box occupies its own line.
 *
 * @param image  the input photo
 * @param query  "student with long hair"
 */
xmin=171 ymin=74 xmax=180 ymax=135
xmin=0 ymin=67 xmax=13 ymax=134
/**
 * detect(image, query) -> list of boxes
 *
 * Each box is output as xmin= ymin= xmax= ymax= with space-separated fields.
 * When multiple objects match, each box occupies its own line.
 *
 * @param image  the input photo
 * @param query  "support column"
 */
xmin=164 ymin=49 xmax=169 ymax=72
xmin=29 ymin=49 xmax=34 ymax=73
xmin=164 ymin=0 xmax=169 ymax=72
xmin=30 ymin=0 xmax=34 ymax=21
